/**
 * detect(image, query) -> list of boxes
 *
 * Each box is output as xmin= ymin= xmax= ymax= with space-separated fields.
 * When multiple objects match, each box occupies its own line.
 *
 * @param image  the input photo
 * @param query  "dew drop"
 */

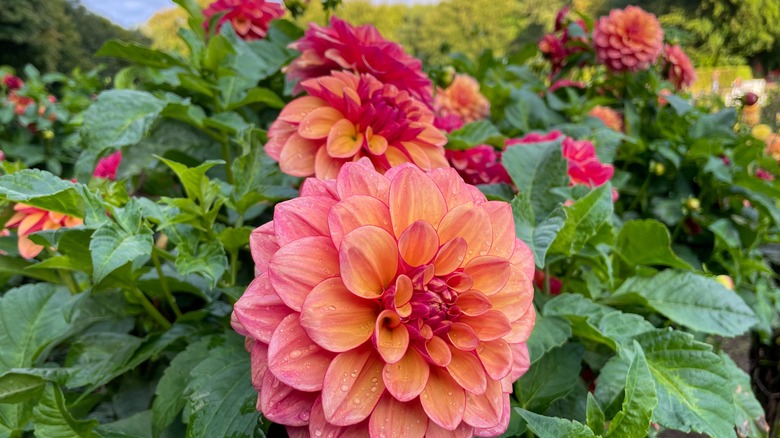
xmin=327 ymin=305 xmax=337 ymax=311
xmin=353 ymin=397 xmax=361 ymax=404
xmin=289 ymin=349 xmax=302 ymax=359
xmin=314 ymin=430 xmax=323 ymax=437
xmin=340 ymin=384 xmax=350 ymax=392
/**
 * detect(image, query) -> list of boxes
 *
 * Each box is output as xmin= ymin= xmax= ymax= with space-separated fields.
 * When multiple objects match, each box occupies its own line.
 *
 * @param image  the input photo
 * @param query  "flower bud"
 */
xmin=685 ymin=197 xmax=700 ymax=212
xmin=742 ymin=92 xmax=759 ymax=106
xmin=42 ymin=130 xmax=54 ymax=140
xmin=650 ymin=161 xmax=666 ymax=176
xmin=714 ymin=275 xmax=734 ymax=290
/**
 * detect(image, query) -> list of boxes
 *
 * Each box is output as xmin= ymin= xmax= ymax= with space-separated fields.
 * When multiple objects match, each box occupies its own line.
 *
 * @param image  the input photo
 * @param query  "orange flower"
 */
xmin=588 ymin=105 xmax=624 ymax=132
xmin=434 ymin=74 xmax=490 ymax=128
xmin=232 ymin=160 xmax=536 ymax=436
xmin=5 ymin=204 xmax=83 ymax=258
xmin=662 ymin=44 xmax=696 ymax=90
xmin=266 ymin=71 xmax=447 ymax=179
xmin=766 ymin=133 xmax=780 ymax=160
xmin=592 ymin=6 xmax=663 ymax=72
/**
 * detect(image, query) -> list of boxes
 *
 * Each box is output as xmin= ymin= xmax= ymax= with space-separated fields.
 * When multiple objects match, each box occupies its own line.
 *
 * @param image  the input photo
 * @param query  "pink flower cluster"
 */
xmin=203 ymin=0 xmax=285 ymax=40
xmin=538 ymin=6 xmax=590 ymax=75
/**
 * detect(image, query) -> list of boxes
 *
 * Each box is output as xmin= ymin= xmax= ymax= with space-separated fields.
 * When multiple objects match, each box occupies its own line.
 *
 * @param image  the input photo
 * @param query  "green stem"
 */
xmin=627 ymin=175 xmax=651 ymax=213
xmin=58 ymin=269 xmax=80 ymax=294
xmin=221 ymin=139 xmax=234 ymax=184
xmin=152 ymin=249 xmax=181 ymax=318
xmin=544 ymin=265 xmax=551 ymax=295
xmin=131 ymin=287 xmax=172 ymax=330
xmin=229 ymin=214 xmax=245 ymax=287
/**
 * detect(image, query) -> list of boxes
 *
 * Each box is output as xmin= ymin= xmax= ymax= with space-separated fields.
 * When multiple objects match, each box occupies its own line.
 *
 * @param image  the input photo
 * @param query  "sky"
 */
xmin=79 ymin=0 xmax=433 ymax=28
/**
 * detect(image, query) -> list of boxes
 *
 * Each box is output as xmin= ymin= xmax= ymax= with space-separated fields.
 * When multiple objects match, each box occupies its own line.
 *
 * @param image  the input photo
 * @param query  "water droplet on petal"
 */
xmin=289 ymin=349 xmax=302 ymax=359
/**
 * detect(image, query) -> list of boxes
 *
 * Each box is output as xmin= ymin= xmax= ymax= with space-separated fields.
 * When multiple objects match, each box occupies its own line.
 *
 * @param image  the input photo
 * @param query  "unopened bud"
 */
xmin=714 ymin=275 xmax=734 ymax=290
xmin=42 ymin=130 xmax=54 ymax=140
xmin=742 ymin=92 xmax=759 ymax=106
xmin=650 ymin=161 xmax=665 ymax=176
xmin=441 ymin=66 xmax=456 ymax=87
xmin=685 ymin=197 xmax=701 ymax=212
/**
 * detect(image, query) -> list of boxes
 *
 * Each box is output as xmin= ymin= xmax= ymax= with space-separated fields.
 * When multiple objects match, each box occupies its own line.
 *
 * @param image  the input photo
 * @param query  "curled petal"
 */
xmin=269 ymin=236 xmax=340 ymax=311
xmin=491 ymin=266 xmax=533 ymax=322
xmin=369 ymin=394 xmax=428 ymax=438
xmin=299 ymin=107 xmax=344 ymax=140
xmin=315 ymin=146 xmax=349 ymax=180
xmin=473 ymin=394 xmax=510 ymax=437
xmin=267 ymin=314 xmax=335 ymax=391
xmin=421 ymin=366 xmax=466 ymax=431
xmin=300 ymin=277 xmax=379 ymax=352
xmin=321 ymin=346 xmax=385 ymax=426
xmin=250 ymin=342 xmax=269 ymax=391
xmin=279 ymin=133 xmax=320 ymax=177
xmin=339 ymin=226 xmax=399 ymax=298
xmin=382 ymin=347 xmax=429 ymax=402
xmin=375 ymin=310 xmax=409 ymax=363
xmin=455 ymin=290 xmax=492 ymax=317
xmin=398 ymin=220 xmax=439 ymax=267
xmin=389 ymin=165 xmax=447 ymax=238
xmin=327 ymin=118 xmax=363 ymax=158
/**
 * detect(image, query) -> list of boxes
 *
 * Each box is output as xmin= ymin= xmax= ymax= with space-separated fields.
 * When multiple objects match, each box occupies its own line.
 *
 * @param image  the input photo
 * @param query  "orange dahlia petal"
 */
xmin=299 ymin=107 xmax=344 ymax=140
xmin=428 ymin=168 xmax=483 ymax=210
xmin=400 ymin=141 xmax=433 ymax=170
xmin=279 ymin=133 xmax=320 ymax=177
xmin=300 ymin=277 xmax=379 ymax=353
xmin=463 ymin=256 xmax=511 ymax=296
xmin=308 ymin=396 xmax=370 ymax=437
xmin=273 ymin=196 xmax=336 ymax=246
xmin=336 ymin=159 xmax=390 ymax=202
xmin=382 ymin=347 xmax=429 ymax=402
xmin=446 ymin=347 xmax=487 ymax=395
xmin=420 ymin=366 xmax=466 ymax=431
xmin=460 ymin=310 xmax=512 ymax=342
xmin=375 ymin=310 xmax=410 ymax=364
xmin=267 ymin=314 xmax=335 ymax=392
xmin=482 ymin=202 xmax=515 ymax=259
xmin=425 ymin=420 xmax=473 ymax=438
xmin=463 ymin=377 xmax=504 ymax=429
xmin=327 ymin=195 xmax=392 ymax=249
xmin=327 ymin=119 xmax=363 ymax=158
xmin=398 ymin=220 xmax=439 ymax=267
xmin=394 ymin=274 xmax=413 ymax=308
xmin=447 ymin=322 xmax=481 ymax=351
xmin=17 ymin=211 xmax=46 ymax=235
xmin=249 ymin=222 xmax=279 ymax=272
xmin=425 ymin=336 xmax=452 ymax=367
xmin=268 ymin=236 xmax=340 ymax=311
xmin=434 ymin=237 xmax=468 ymax=276
xmin=321 ymin=345 xmax=385 ymax=426
xmin=437 ymin=204 xmax=492 ymax=266
xmin=388 ymin=166 xmax=447 ymax=238
xmin=454 ymin=290 xmax=493 ymax=317
xmin=17 ymin=234 xmax=44 ymax=259
xmin=278 ymin=96 xmax=328 ymax=123
xmin=369 ymin=394 xmax=427 ymax=438
xmin=339 ymin=226 xmax=399 ymax=299
xmin=504 ymin=303 xmax=536 ymax=344
xmin=314 ymin=145 xmax=349 ymax=180
xmin=476 ymin=339 xmax=513 ymax=380
xmin=258 ymin=369 xmax=319 ymax=427
xmin=233 ymin=274 xmax=292 ymax=344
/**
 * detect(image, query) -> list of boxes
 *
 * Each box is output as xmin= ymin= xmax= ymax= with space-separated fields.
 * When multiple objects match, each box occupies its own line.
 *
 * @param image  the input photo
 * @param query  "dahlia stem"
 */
xmin=131 ymin=287 xmax=172 ymax=330
xmin=229 ymin=214 xmax=244 ymax=287
xmin=221 ymin=138 xmax=234 ymax=184
xmin=152 ymin=248 xmax=182 ymax=318
xmin=58 ymin=269 xmax=80 ymax=294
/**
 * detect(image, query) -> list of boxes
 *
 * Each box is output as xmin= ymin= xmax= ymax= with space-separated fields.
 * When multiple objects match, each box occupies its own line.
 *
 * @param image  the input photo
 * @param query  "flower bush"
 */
xmin=0 ymin=2 xmax=776 ymax=438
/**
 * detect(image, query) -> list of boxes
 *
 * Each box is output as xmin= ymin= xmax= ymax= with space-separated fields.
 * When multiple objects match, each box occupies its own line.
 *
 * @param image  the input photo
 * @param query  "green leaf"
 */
xmin=615 ymin=220 xmax=691 ymax=269
xmin=81 ymin=90 xmax=166 ymax=151
xmin=204 ymin=35 xmax=234 ymax=72
xmin=230 ymin=147 xmax=294 ymax=213
xmin=638 ymin=330 xmax=735 ymax=438
xmin=96 ymin=410 xmax=157 ymax=438
xmin=526 ymin=315 xmax=571 ymax=363
xmin=0 ymin=169 xmax=84 ymax=217
xmin=515 ymin=408 xmax=595 ymax=438
xmin=152 ymin=338 xmax=212 ymax=437
xmin=33 ymin=384 xmax=98 ymax=437
xmin=0 ymin=256 xmax=62 ymax=283
xmin=605 ymin=342 xmax=657 ymax=437
xmin=549 ymin=184 xmax=613 ymax=256
xmin=544 ymin=294 xmax=654 ymax=350
xmin=224 ymin=87 xmax=285 ymax=111
xmin=511 ymin=193 xmax=567 ymax=268
xmin=0 ymin=284 xmax=74 ymax=373
xmin=0 ymin=373 xmax=45 ymax=404
xmin=157 ymin=157 xmax=224 ymax=204
xmin=502 ymin=137 xmax=569 ymax=220
xmin=183 ymin=332 xmax=261 ymax=437
xmin=176 ymin=240 xmax=228 ymax=289
xmin=613 ymin=270 xmax=757 ymax=336
xmin=65 ymin=333 xmax=144 ymax=389
xmin=585 ymin=393 xmax=605 ymax=435
xmin=516 ymin=344 xmax=584 ymax=411
xmin=90 ymin=200 xmax=154 ymax=283
xmin=96 ymin=41 xmax=187 ymax=69
xmin=720 ymin=353 xmax=769 ymax=438
xmin=219 ymin=227 xmax=252 ymax=251
xmin=446 ymin=120 xmax=505 ymax=150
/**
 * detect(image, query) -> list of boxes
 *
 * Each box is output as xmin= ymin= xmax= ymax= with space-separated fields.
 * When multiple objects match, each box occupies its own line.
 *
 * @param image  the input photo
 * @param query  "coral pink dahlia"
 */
xmin=592 ymin=6 xmax=664 ymax=72
xmin=286 ymin=17 xmax=433 ymax=105
xmin=202 ymin=0 xmax=285 ymax=40
xmin=232 ymin=159 xmax=536 ymax=437
xmin=661 ymin=44 xmax=697 ymax=90
xmin=446 ymin=146 xmax=511 ymax=186
xmin=588 ymin=105 xmax=624 ymax=132
xmin=507 ymin=131 xmax=614 ymax=188
xmin=434 ymin=74 xmax=490 ymax=128
xmin=5 ymin=204 xmax=83 ymax=258
xmin=266 ymin=71 xmax=447 ymax=179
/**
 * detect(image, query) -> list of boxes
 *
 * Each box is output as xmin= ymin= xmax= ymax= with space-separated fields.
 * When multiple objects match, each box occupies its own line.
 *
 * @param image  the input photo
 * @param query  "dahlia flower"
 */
xmin=434 ymin=114 xmax=465 ymax=133
xmin=93 ymin=151 xmax=123 ymax=181
xmin=434 ymin=75 xmax=490 ymax=128
xmin=232 ymin=160 xmax=536 ymax=436
xmin=588 ymin=105 xmax=624 ymax=132
xmin=266 ymin=71 xmax=447 ymax=179
xmin=539 ymin=7 xmax=590 ymax=75
xmin=592 ymin=6 xmax=663 ymax=72
xmin=662 ymin=44 xmax=696 ymax=90
xmin=507 ymin=131 xmax=614 ymax=188
xmin=765 ymin=134 xmax=780 ymax=160
xmin=5 ymin=204 xmax=83 ymax=259
xmin=286 ymin=17 xmax=433 ymax=105
xmin=202 ymin=0 xmax=285 ymax=40
xmin=2 ymin=74 xmax=23 ymax=90
xmin=446 ymin=146 xmax=511 ymax=186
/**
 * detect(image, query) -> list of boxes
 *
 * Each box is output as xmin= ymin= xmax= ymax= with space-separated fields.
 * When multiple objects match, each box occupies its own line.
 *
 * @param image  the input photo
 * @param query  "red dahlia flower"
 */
xmin=662 ymin=44 xmax=696 ymax=90
xmin=232 ymin=160 xmax=536 ymax=436
xmin=203 ymin=0 xmax=285 ymax=40
xmin=2 ymin=74 xmax=23 ymax=90
xmin=446 ymin=146 xmax=511 ymax=186
xmin=434 ymin=74 xmax=490 ymax=128
xmin=507 ymin=131 xmax=614 ymax=188
xmin=592 ymin=6 xmax=663 ymax=72
xmin=5 ymin=204 xmax=83 ymax=258
xmin=266 ymin=71 xmax=447 ymax=179
xmin=93 ymin=151 xmax=123 ymax=181
xmin=286 ymin=17 xmax=433 ymax=105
